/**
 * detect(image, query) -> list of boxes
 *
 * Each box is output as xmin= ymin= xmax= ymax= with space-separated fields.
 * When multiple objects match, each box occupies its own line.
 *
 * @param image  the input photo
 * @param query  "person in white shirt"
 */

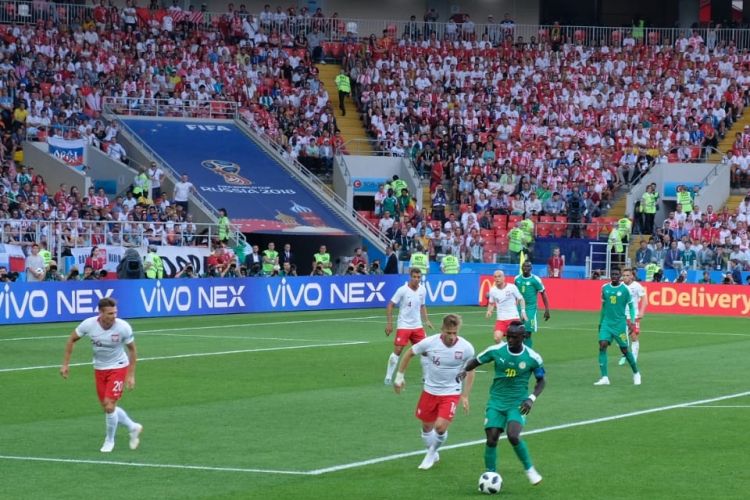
xmin=620 ymin=268 xmax=647 ymax=365
xmin=486 ymin=270 xmax=527 ymax=343
xmin=173 ymin=173 xmax=195 ymax=213
xmin=106 ymin=138 xmax=128 ymax=163
xmin=384 ymin=267 xmax=435 ymax=384
xmin=147 ymin=161 xmax=164 ymax=200
xmin=60 ymin=297 xmax=143 ymax=453
xmin=393 ymin=314 xmax=475 ymax=470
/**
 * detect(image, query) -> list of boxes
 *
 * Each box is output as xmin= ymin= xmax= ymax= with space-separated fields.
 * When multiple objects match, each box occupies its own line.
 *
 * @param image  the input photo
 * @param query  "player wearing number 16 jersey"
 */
xmin=60 ymin=297 xmax=143 ymax=453
xmin=393 ymin=314 xmax=476 ymax=470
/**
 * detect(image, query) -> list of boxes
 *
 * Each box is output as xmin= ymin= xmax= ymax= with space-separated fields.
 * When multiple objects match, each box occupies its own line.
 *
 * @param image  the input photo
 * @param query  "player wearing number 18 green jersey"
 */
xmin=458 ymin=322 xmax=546 ymax=486
xmin=514 ymin=261 xmax=551 ymax=348
xmin=595 ymin=268 xmax=640 ymax=386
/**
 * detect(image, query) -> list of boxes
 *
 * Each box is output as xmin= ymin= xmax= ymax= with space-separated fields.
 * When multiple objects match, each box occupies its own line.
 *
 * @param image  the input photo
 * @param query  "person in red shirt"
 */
xmin=546 ymin=247 xmax=564 ymax=278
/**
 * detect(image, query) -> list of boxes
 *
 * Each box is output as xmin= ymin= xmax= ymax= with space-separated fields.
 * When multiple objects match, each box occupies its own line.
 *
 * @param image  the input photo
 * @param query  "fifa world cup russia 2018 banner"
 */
xmin=0 ymin=274 xmax=478 ymax=325
xmin=477 ymin=276 xmax=750 ymax=317
xmin=119 ymin=119 xmax=352 ymax=235
xmin=48 ymin=136 xmax=86 ymax=171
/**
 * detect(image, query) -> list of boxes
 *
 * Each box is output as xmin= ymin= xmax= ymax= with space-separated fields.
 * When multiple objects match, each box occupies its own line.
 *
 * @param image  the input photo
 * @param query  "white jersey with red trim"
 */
xmin=390 ymin=283 xmax=426 ymax=329
xmin=412 ymin=334 xmax=475 ymax=396
xmin=626 ymin=281 xmax=645 ymax=320
xmin=75 ymin=316 xmax=134 ymax=370
xmin=488 ymin=283 xmax=523 ymax=320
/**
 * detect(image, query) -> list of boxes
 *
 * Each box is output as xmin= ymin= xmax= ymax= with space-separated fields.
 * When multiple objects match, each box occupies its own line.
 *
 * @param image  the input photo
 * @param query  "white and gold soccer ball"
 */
xmin=478 ymin=471 xmax=502 ymax=494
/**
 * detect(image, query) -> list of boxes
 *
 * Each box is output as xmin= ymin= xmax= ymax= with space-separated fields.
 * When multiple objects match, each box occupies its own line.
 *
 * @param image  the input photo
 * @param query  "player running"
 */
xmin=514 ymin=261 xmax=551 ymax=348
xmin=486 ymin=270 xmax=527 ymax=343
xmin=619 ymin=268 xmax=647 ymax=366
xmin=60 ymin=297 xmax=143 ymax=452
xmin=393 ymin=314 xmax=475 ymax=470
xmin=458 ymin=321 xmax=545 ymax=485
xmin=384 ymin=267 xmax=434 ymax=385
xmin=594 ymin=268 xmax=641 ymax=386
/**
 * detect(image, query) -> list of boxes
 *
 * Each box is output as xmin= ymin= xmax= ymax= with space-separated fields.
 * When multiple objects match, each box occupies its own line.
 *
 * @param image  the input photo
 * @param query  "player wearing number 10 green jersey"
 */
xmin=514 ymin=261 xmax=551 ymax=348
xmin=458 ymin=322 xmax=546 ymax=486
xmin=595 ymin=268 xmax=640 ymax=386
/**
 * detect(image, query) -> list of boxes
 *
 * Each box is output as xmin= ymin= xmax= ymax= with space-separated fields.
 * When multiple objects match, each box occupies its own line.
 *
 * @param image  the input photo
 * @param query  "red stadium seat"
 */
xmin=585 ymin=223 xmax=600 ymax=239
xmin=492 ymin=215 xmax=508 ymax=229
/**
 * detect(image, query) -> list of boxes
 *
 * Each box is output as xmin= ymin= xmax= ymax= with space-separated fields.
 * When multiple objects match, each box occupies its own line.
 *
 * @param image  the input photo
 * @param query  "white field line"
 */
xmin=0 ymin=455 xmax=308 ymax=475
xmin=305 ymin=390 xmax=750 ymax=475
xmin=682 ymin=405 xmax=750 ymax=408
xmin=0 ymin=341 xmax=368 ymax=374
xmin=2 ymin=391 xmax=747 ymax=476
xmin=0 ymin=315 xmax=384 ymax=342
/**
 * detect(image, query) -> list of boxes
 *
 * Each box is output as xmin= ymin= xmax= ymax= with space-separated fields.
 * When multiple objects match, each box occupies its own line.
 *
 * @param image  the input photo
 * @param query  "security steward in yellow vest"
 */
xmin=607 ymin=227 xmax=624 ymax=270
xmin=440 ymin=248 xmax=460 ymax=274
xmin=508 ymin=225 xmax=525 ymax=263
xmin=335 ymin=69 xmax=351 ymax=116
xmin=313 ymin=245 xmax=333 ymax=275
xmin=617 ymin=217 xmax=632 ymax=243
xmin=645 ymin=262 xmax=661 ymax=282
xmin=144 ymin=246 xmax=164 ymax=279
xmin=676 ymin=185 xmax=693 ymax=215
xmin=409 ymin=246 xmax=429 ymax=274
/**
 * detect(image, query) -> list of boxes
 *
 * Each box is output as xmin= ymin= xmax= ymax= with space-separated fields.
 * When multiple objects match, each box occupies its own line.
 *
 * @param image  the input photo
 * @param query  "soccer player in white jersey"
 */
xmin=620 ymin=268 xmax=647 ymax=365
xmin=384 ymin=267 xmax=434 ymax=385
xmin=393 ymin=314 xmax=476 ymax=469
xmin=486 ymin=270 xmax=527 ymax=343
xmin=60 ymin=297 xmax=143 ymax=453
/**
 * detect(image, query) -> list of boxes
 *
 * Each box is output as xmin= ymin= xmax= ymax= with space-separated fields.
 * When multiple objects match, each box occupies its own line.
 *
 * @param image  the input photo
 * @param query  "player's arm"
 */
xmin=626 ymin=294 xmax=636 ymax=327
xmin=385 ymin=300 xmax=395 ymax=335
xmin=420 ymin=304 xmax=434 ymax=330
xmin=520 ymin=368 xmax=546 ymax=415
xmin=393 ymin=347 xmax=416 ymax=394
xmin=125 ymin=341 xmax=137 ymax=390
xmin=459 ymin=368 xmax=476 ymax=415
xmin=540 ymin=289 xmax=551 ymax=321
xmin=598 ymin=289 xmax=606 ymax=330
xmin=456 ymin=356 xmax=482 ymax=382
xmin=60 ymin=331 xmax=81 ymax=379
xmin=485 ymin=297 xmax=494 ymax=318
xmin=637 ymin=291 xmax=648 ymax=319
xmin=516 ymin=296 xmax=528 ymax=321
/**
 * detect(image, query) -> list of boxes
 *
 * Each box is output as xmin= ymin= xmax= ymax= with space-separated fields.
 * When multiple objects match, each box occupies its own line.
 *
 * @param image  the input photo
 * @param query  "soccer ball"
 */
xmin=478 ymin=471 xmax=502 ymax=494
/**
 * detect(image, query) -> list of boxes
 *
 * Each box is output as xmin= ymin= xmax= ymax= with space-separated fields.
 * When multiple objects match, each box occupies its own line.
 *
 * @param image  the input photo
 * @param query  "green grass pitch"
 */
xmin=1 ymin=307 xmax=748 ymax=499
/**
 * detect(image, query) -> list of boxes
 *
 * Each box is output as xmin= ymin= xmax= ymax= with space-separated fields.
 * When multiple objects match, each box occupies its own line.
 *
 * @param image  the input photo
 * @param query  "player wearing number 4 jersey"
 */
xmin=394 ymin=314 xmax=475 ymax=470
xmin=384 ymin=267 xmax=434 ymax=385
xmin=60 ymin=297 xmax=143 ymax=453
xmin=619 ymin=268 xmax=647 ymax=366
xmin=514 ymin=261 xmax=551 ymax=348
xmin=458 ymin=321 xmax=545 ymax=486
xmin=486 ymin=270 xmax=527 ymax=343
xmin=595 ymin=268 xmax=641 ymax=386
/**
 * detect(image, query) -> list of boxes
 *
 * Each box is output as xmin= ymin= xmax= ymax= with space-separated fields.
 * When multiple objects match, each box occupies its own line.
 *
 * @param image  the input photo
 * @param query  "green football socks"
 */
xmin=484 ymin=445 xmax=497 ymax=472
xmin=512 ymin=441 xmax=533 ymax=470
xmin=598 ymin=350 xmax=608 ymax=377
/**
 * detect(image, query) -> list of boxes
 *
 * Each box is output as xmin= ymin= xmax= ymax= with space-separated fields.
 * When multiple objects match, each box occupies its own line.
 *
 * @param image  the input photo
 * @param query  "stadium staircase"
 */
xmin=723 ymin=194 xmax=745 ymax=213
xmin=318 ymin=63 xmax=373 ymax=155
xmin=708 ymin=113 xmax=750 ymax=162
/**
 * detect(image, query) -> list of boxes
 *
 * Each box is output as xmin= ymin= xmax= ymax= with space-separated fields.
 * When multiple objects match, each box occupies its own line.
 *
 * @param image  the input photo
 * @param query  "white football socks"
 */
xmin=115 ymin=406 xmax=136 ymax=431
xmin=385 ymin=353 xmax=400 ymax=380
xmin=632 ymin=340 xmax=640 ymax=360
xmin=421 ymin=429 xmax=436 ymax=449
xmin=105 ymin=411 xmax=118 ymax=442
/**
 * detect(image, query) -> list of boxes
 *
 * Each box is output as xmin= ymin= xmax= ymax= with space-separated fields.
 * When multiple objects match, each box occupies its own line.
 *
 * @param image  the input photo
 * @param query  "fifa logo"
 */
xmin=202 ymin=160 xmax=252 ymax=186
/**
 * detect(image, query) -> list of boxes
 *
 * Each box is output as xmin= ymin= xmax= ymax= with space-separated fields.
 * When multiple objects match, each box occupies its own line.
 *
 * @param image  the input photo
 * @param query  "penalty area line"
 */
xmin=0 ymin=341 xmax=368 ymax=373
xmin=0 ymin=455 xmax=310 ymax=476
xmin=306 ymin=390 xmax=750 ymax=475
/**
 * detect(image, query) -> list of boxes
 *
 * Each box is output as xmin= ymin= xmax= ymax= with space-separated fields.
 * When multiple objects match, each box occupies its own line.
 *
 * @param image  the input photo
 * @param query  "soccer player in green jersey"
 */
xmin=515 ymin=261 xmax=551 ymax=348
xmin=595 ymin=268 xmax=641 ymax=386
xmin=458 ymin=322 xmax=545 ymax=486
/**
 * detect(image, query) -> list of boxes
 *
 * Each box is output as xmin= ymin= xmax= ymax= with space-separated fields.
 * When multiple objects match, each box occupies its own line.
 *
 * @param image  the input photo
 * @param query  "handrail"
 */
xmin=101 ymin=105 xmax=247 ymax=249
xmin=5 ymin=2 xmax=750 ymax=49
xmin=101 ymin=96 xmax=239 ymax=120
xmin=234 ymin=115 xmax=391 ymax=252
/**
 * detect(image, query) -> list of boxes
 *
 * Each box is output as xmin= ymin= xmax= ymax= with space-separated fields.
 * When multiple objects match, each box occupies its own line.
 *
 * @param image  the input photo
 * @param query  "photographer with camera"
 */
xmin=66 ymin=267 xmax=82 ymax=281
xmin=175 ymin=264 xmax=197 ymax=279
xmin=369 ymin=260 xmax=383 ymax=275
xmin=0 ymin=266 xmax=18 ymax=283
xmin=45 ymin=261 xmax=64 ymax=282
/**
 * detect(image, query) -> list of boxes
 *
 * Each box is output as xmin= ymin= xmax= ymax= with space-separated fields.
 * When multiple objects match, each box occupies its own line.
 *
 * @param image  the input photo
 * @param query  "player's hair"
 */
xmin=98 ymin=297 xmax=117 ymax=309
xmin=408 ymin=267 xmax=422 ymax=276
xmin=622 ymin=267 xmax=635 ymax=274
xmin=507 ymin=320 xmax=526 ymax=337
xmin=442 ymin=314 xmax=462 ymax=331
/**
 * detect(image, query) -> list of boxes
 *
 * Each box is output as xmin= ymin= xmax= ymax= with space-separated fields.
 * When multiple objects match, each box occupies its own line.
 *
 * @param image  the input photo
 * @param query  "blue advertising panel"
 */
xmin=119 ymin=119 xmax=351 ymax=235
xmin=0 ymin=274 xmax=480 ymax=325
